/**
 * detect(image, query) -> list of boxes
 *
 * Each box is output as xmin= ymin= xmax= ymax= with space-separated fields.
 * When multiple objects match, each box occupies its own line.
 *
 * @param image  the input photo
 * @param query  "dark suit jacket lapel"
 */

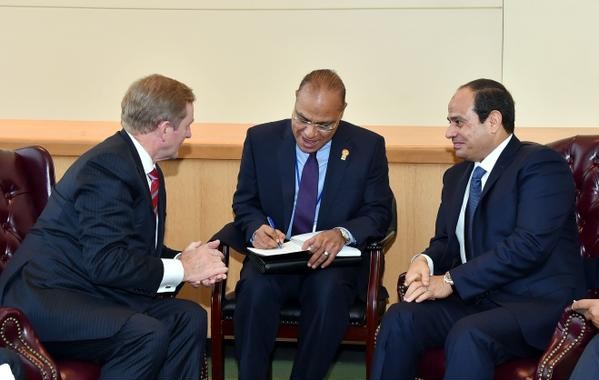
xmin=118 ymin=130 xmax=147 ymax=179
xmin=318 ymin=123 xmax=352 ymax=229
xmin=118 ymin=130 xmax=161 ymax=256
xmin=448 ymin=162 xmax=473 ymax=235
xmin=277 ymin=121 xmax=297 ymax=232
xmin=480 ymin=136 xmax=522 ymax=200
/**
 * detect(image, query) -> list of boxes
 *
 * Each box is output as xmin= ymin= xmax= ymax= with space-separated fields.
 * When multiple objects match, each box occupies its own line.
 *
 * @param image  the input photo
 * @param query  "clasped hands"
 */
xmin=179 ymin=240 xmax=228 ymax=288
xmin=252 ymin=224 xmax=346 ymax=269
xmin=403 ymin=256 xmax=453 ymax=302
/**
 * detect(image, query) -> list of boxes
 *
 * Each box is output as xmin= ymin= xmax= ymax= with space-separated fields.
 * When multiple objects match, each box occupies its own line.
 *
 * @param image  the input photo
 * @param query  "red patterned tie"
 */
xmin=148 ymin=168 xmax=160 ymax=215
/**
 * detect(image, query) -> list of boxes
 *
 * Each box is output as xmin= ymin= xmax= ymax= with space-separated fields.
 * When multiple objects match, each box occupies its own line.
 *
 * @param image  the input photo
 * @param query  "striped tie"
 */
xmin=148 ymin=168 xmax=160 ymax=215
xmin=465 ymin=166 xmax=486 ymax=260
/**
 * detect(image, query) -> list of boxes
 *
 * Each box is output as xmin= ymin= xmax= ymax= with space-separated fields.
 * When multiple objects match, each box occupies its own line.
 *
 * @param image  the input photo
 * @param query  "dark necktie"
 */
xmin=465 ymin=166 xmax=486 ymax=260
xmin=148 ymin=168 xmax=160 ymax=215
xmin=292 ymin=153 xmax=319 ymax=235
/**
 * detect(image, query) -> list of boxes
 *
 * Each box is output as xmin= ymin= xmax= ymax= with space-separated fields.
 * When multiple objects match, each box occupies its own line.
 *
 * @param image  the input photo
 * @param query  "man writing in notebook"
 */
xmin=232 ymin=69 xmax=393 ymax=379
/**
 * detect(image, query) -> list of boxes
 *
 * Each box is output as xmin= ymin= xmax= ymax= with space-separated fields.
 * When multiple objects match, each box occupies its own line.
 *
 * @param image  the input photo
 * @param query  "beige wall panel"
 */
xmin=0 ymin=1 xmax=502 ymax=10
xmin=0 ymin=6 xmax=501 ymax=125
xmin=503 ymin=0 xmax=599 ymax=127
xmin=386 ymin=162 xmax=447 ymax=301
xmin=160 ymin=158 xmax=239 ymax=309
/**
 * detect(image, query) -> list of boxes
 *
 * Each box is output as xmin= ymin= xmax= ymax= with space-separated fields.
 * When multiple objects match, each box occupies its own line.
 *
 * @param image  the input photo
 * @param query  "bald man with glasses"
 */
xmin=231 ymin=69 xmax=393 ymax=379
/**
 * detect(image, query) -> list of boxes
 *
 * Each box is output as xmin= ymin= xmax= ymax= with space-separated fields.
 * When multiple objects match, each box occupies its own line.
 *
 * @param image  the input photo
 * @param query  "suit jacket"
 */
xmin=0 ymin=131 xmax=179 ymax=342
xmin=424 ymin=136 xmax=585 ymax=349
xmin=233 ymin=119 xmax=392 ymax=249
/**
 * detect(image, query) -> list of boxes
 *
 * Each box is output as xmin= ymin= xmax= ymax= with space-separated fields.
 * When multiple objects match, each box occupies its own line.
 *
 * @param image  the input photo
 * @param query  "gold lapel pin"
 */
xmin=341 ymin=149 xmax=349 ymax=160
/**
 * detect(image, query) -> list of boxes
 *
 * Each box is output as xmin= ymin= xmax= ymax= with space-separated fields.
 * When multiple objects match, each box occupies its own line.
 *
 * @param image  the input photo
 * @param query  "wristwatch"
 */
xmin=443 ymin=271 xmax=455 ymax=288
xmin=336 ymin=227 xmax=351 ymax=245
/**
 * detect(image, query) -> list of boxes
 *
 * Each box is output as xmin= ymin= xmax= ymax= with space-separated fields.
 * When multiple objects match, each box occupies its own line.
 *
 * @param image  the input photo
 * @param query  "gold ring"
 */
xmin=323 ymin=251 xmax=329 ymax=257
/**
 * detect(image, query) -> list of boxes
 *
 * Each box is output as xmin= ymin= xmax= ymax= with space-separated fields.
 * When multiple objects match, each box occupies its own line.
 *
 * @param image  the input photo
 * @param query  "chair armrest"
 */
xmin=0 ymin=307 xmax=59 ymax=380
xmin=363 ymin=228 xmax=396 ymax=321
xmin=397 ymin=272 xmax=407 ymax=301
xmin=211 ymin=242 xmax=230 ymax=320
xmin=210 ymin=222 xmax=243 ymax=322
xmin=535 ymin=307 xmax=597 ymax=380
xmin=365 ymin=230 xmax=396 ymax=252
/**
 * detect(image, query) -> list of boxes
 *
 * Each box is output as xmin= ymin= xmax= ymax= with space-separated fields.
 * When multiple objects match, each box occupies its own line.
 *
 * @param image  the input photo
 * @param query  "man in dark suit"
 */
xmin=232 ymin=69 xmax=393 ymax=379
xmin=0 ymin=74 xmax=228 ymax=379
xmin=370 ymin=78 xmax=585 ymax=379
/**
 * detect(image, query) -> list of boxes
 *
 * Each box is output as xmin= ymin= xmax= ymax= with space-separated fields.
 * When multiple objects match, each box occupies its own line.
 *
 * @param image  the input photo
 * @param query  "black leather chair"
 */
xmin=210 ymin=196 xmax=397 ymax=380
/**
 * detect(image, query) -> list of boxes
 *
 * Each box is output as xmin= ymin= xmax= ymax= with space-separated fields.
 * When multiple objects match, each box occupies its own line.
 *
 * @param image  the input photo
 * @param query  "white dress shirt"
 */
xmin=127 ymin=132 xmax=184 ymax=293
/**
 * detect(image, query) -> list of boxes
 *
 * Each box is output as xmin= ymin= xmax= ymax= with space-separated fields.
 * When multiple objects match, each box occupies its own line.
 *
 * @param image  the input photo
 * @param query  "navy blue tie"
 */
xmin=465 ymin=166 xmax=486 ymax=259
xmin=292 ymin=153 xmax=319 ymax=235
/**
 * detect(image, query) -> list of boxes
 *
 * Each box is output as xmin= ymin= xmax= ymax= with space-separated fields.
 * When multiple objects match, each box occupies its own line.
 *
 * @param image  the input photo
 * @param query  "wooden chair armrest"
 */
xmin=210 ymin=222 xmax=244 ymax=323
xmin=364 ymin=226 xmax=397 ymax=322
xmin=365 ymin=230 xmax=397 ymax=251
xmin=0 ymin=307 xmax=59 ymax=380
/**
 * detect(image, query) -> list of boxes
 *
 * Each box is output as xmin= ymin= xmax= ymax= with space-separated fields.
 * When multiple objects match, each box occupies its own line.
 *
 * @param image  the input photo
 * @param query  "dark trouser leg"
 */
xmin=568 ymin=334 xmax=599 ymax=380
xmin=444 ymin=304 xmax=539 ymax=380
xmin=0 ymin=348 xmax=24 ymax=380
xmin=45 ymin=313 xmax=170 ymax=380
xmin=234 ymin=262 xmax=299 ymax=380
xmin=143 ymin=298 xmax=207 ymax=380
xmin=370 ymin=296 xmax=470 ymax=380
xmin=44 ymin=298 xmax=206 ymax=380
xmin=290 ymin=266 xmax=358 ymax=380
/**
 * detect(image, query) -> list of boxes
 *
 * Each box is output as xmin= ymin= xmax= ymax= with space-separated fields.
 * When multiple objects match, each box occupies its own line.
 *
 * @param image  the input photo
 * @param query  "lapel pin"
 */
xmin=341 ymin=149 xmax=349 ymax=160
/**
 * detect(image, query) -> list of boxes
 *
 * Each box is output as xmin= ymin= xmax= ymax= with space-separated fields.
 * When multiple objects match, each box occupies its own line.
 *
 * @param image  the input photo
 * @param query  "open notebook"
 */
xmin=247 ymin=231 xmax=362 ymax=273
xmin=247 ymin=231 xmax=361 ymax=257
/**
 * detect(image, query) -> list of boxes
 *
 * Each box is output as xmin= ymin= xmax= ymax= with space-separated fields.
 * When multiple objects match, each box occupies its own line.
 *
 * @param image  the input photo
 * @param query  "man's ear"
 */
xmin=156 ymin=120 xmax=171 ymax=142
xmin=341 ymin=101 xmax=348 ymax=112
xmin=486 ymin=110 xmax=503 ymax=134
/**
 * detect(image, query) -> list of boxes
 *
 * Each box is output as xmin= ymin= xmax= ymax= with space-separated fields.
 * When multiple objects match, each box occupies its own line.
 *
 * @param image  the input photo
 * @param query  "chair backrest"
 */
xmin=548 ymin=135 xmax=599 ymax=261
xmin=0 ymin=146 xmax=55 ymax=275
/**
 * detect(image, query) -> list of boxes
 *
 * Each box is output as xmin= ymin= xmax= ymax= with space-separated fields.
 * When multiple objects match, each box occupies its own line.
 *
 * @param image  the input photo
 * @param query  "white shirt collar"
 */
xmin=475 ymin=134 xmax=513 ymax=175
xmin=126 ymin=131 xmax=155 ymax=175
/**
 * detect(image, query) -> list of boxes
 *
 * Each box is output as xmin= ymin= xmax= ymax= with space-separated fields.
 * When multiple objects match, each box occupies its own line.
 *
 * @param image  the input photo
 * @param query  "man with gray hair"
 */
xmin=0 ymin=74 xmax=228 ymax=379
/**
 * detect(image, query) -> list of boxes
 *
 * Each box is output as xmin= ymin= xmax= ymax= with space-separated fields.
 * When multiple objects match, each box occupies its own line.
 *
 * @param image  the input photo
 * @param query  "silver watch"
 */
xmin=443 ymin=271 xmax=454 ymax=287
xmin=336 ymin=227 xmax=351 ymax=245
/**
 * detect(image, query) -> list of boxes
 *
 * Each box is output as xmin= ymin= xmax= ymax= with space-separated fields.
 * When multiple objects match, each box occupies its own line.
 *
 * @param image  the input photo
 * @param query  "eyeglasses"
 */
xmin=291 ymin=110 xmax=340 ymax=132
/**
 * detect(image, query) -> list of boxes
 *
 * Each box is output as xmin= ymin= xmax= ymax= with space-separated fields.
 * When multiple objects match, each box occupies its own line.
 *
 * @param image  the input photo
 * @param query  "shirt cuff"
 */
xmin=411 ymin=253 xmax=434 ymax=274
xmin=158 ymin=258 xmax=184 ymax=293
xmin=0 ymin=364 xmax=15 ymax=380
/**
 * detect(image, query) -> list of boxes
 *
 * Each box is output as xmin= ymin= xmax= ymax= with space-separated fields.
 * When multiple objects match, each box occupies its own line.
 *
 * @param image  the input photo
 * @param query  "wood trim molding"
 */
xmin=1 ymin=119 xmax=598 ymax=164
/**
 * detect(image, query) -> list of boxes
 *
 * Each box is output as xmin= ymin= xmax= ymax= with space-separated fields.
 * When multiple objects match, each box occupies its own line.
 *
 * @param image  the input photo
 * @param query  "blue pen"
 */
xmin=266 ymin=216 xmax=283 ymax=248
